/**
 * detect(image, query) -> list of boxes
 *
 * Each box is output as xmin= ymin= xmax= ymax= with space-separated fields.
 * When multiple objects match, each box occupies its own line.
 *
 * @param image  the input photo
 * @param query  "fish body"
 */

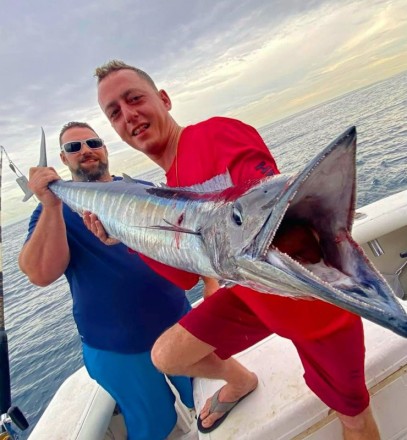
xmin=50 ymin=171 xmax=290 ymax=279
xmin=49 ymin=127 xmax=407 ymax=337
xmin=51 ymin=175 xmax=224 ymax=278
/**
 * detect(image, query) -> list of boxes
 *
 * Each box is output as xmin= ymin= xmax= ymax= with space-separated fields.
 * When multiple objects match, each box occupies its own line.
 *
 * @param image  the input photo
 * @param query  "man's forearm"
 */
xmin=19 ymin=205 xmax=70 ymax=286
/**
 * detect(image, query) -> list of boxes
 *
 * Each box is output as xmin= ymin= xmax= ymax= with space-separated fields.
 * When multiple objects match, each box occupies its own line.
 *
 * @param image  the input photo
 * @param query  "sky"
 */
xmin=1 ymin=0 xmax=406 ymax=225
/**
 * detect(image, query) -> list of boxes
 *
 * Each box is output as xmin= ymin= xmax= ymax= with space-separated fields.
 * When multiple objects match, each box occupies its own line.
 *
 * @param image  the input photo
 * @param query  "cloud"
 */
xmin=167 ymin=0 xmax=406 ymax=126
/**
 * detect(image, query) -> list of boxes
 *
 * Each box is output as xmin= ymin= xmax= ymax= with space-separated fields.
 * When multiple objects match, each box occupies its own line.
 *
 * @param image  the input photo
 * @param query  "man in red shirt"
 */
xmin=92 ymin=60 xmax=380 ymax=439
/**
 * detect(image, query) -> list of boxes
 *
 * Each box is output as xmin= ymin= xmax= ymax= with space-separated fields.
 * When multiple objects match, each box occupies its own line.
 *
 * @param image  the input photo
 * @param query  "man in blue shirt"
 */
xmin=18 ymin=121 xmax=194 ymax=440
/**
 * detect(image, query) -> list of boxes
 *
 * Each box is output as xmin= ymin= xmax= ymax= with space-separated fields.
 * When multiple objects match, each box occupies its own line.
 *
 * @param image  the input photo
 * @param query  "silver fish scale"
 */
xmin=50 ymin=180 xmax=218 ymax=277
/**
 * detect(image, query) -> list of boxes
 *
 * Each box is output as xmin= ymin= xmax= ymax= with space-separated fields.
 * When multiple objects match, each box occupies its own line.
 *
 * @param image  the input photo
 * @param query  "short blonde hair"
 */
xmin=94 ymin=60 xmax=158 ymax=90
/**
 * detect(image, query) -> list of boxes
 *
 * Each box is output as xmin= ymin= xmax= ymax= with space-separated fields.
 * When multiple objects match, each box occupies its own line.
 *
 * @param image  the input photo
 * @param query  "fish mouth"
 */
xmin=242 ymin=126 xmax=407 ymax=336
xmin=254 ymin=126 xmax=357 ymax=266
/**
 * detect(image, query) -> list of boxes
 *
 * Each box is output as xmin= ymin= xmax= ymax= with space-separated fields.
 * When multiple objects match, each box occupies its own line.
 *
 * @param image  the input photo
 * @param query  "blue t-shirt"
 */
xmin=25 ymin=178 xmax=190 ymax=353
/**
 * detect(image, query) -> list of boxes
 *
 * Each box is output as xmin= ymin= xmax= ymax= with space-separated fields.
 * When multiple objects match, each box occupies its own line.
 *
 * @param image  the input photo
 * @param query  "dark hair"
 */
xmin=94 ymin=59 xmax=158 ymax=91
xmin=59 ymin=121 xmax=98 ymax=146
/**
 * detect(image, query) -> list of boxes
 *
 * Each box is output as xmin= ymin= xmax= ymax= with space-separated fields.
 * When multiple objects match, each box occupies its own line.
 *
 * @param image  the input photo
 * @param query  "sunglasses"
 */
xmin=61 ymin=137 xmax=104 ymax=154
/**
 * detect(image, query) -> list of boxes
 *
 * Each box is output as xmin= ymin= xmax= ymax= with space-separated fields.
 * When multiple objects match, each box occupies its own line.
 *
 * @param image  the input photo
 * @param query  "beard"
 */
xmin=71 ymin=159 xmax=109 ymax=182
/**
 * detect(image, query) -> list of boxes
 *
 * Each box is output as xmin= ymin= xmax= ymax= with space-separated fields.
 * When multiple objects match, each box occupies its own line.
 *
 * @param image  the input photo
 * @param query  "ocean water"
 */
xmin=2 ymin=71 xmax=407 ymax=438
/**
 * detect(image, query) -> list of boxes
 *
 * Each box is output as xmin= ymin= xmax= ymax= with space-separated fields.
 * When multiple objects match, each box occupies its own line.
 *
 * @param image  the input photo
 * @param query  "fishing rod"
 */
xmin=0 ymin=146 xmax=29 ymax=439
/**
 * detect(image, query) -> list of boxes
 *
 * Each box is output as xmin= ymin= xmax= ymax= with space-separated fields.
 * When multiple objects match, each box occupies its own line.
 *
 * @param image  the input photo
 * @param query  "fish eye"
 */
xmin=232 ymin=203 xmax=243 ymax=226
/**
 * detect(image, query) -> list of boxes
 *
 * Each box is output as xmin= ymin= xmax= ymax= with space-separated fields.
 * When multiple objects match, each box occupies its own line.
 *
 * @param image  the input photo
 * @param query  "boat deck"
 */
xmin=193 ymin=303 xmax=407 ymax=439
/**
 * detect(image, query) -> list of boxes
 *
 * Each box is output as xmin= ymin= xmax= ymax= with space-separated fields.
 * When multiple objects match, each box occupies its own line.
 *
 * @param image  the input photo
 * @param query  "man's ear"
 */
xmin=60 ymin=151 xmax=68 ymax=165
xmin=159 ymin=89 xmax=172 ymax=111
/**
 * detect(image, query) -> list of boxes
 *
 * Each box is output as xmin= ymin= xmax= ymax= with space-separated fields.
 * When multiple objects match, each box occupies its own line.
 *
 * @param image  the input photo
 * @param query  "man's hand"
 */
xmin=28 ymin=167 xmax=62 ymax=208
xmin=83 ymin=211 xmax=120 ymax=246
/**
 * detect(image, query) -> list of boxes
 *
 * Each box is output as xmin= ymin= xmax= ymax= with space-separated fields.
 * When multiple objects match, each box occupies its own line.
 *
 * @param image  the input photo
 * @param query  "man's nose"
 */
xmin=123 ymin=106 xmax=137 ymax=123
xmin=81 ymin=141 xmax=94 ymax=152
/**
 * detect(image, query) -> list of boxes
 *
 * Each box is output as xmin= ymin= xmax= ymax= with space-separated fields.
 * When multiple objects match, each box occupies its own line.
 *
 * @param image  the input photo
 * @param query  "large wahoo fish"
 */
xmin=46 ymin=127 xmax=407 ymax=337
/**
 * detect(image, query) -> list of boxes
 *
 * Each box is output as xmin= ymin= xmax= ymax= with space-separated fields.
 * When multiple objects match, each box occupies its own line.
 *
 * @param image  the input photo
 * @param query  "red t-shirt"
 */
xmin=147 ymin=117 xmax=357 ymax=338
xmin=140 ymin=116 xmax=278 ymax=290
xmin=167 ymin=117 xmax=279 ymax=186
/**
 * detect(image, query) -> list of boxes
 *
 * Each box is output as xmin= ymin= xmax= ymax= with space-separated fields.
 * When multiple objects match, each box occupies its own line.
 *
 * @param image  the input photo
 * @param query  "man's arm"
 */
xmin=18 ymin=167 xmax=70 ymax=286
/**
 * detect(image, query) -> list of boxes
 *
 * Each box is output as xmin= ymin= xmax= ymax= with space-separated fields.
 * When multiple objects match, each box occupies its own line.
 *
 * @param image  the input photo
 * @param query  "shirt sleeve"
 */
xmin=135 ymin=118 xmax=279 ymax=292
xmin=138 ymin=253 xmax=200 ymax=290
xmin=25 ymin=204 xmax=43 ymax=242
xmin=210 ymin=118 xmax=280 ymax=184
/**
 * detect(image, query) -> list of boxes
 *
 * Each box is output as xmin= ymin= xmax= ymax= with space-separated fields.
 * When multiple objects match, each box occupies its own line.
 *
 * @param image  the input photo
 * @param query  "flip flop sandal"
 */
xmin=197 ymin=387 xmax=255 ymax=434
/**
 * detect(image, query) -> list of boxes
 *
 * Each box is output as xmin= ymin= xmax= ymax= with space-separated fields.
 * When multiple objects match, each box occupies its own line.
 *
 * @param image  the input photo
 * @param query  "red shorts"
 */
xmin=179 ymin=288 xmax=369 ymax=416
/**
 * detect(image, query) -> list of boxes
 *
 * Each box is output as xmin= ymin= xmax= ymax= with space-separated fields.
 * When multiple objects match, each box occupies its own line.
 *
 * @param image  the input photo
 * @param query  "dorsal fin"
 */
xmin=159 ymin=170 xmax=233 ymax=193
xmin=122 ymin=173 xmax=137 ymax=183
xmin=122 ymin=173 xmax=155 ymax=186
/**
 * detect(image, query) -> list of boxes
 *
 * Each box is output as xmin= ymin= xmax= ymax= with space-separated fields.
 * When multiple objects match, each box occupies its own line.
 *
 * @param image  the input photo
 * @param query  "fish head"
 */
xmin=232 ymin=126 xmax=407 ymax=337
xmin=200 ymin=171 xmax=292 ymax=278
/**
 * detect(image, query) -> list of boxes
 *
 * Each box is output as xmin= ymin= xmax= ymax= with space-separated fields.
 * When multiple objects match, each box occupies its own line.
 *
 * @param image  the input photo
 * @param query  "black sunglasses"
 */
xmin=61 ymin=137 xmax=104 ymax=154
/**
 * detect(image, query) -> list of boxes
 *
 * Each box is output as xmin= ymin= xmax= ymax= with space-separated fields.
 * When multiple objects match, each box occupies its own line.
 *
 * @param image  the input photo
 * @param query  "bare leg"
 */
xmin=338 ymin=406 xmax=380 ymax=440
xmin=151 ymin=323 xmax=258 ymax=430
